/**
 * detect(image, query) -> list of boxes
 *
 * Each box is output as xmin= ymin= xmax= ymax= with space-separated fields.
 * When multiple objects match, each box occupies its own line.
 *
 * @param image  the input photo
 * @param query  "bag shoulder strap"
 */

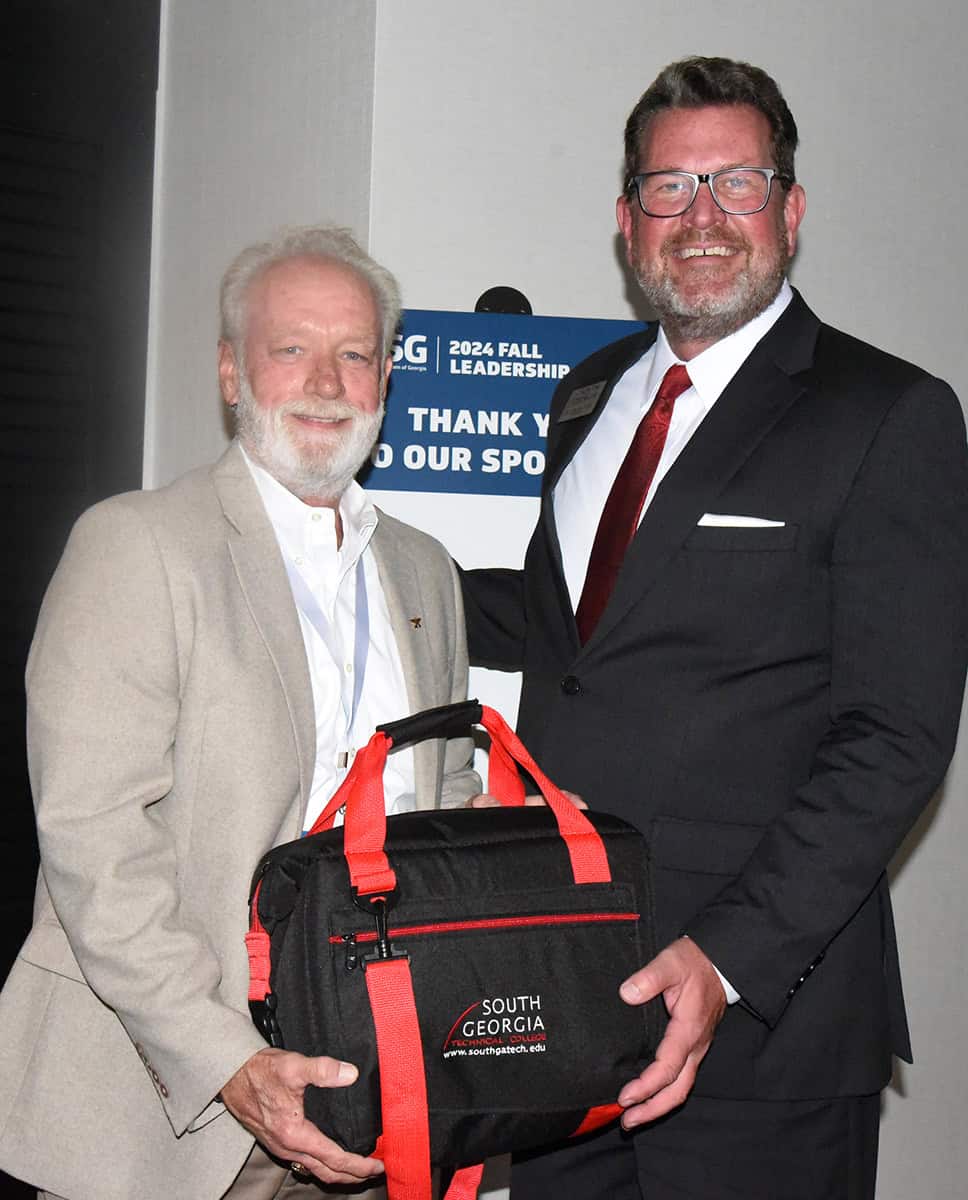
xmin=366 ymin=953 xmax=487 ymax=1200
xmin=364 ymin=956 xmax=434 ymax=1199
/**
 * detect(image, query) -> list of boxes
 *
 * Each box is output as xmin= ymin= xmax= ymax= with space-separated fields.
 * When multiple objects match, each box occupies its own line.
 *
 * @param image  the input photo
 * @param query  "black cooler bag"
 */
xmin=247 ymin=701 xmax=662 ymax=1199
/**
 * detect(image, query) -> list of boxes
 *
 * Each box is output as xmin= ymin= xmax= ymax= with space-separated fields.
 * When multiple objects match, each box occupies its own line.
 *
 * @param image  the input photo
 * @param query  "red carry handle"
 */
xmin=307 ymin=703 xmax=611 ymax=897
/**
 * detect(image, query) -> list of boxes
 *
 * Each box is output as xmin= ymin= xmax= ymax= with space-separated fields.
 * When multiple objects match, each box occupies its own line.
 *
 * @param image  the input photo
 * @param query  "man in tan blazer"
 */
xmin=0 ymin=226 xmax=479 ymax=1199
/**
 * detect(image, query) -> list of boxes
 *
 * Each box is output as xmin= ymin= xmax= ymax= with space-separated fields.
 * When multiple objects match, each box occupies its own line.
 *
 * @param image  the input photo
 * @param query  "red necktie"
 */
xmin=575 ymin=363 xmax=691 ymax=644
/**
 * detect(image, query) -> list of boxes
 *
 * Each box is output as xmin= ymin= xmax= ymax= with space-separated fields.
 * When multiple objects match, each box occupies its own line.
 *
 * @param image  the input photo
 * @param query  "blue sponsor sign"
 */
xmin=359 ymin=308 xmax=646 ymax=497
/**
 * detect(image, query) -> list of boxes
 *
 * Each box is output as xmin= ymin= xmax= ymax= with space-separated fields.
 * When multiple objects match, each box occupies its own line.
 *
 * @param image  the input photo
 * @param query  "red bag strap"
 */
xmin=480 ymin=716 xmax=526 ymax=806
xmin=245 ymin=878 xmax=271 ymax=1002
xmin=308 ymin=733 xmax=399 ymax=895
xmin=478 ymin=706 xmax=611 ymax=884
xmin=366 ymin=954 xmax=488 ymax=1200
xmin=443 ymin=1165 xmax=485 ymax=1200
xmin=364 ymin=957 xmax=434 ymax=1200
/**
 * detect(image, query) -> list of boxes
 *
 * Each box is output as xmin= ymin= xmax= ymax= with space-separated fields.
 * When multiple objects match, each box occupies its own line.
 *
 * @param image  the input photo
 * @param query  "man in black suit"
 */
xmin=461 ymin=56 xmax=968 ymax=1199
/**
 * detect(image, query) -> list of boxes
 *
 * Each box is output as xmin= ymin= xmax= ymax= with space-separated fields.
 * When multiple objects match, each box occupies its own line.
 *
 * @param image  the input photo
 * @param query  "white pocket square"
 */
xmin=698 ymin=513 xmax=786 ymax=528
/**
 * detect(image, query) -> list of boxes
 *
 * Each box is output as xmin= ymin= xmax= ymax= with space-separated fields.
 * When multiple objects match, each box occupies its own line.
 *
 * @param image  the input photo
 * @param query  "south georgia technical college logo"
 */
xmin=442 ymin=993 xmax=548 ymax=1060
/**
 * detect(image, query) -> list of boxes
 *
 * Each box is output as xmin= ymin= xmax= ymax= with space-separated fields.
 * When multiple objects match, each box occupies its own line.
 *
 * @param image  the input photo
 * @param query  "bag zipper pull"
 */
xmin=342 ymin=933 xmax=359 ymax=973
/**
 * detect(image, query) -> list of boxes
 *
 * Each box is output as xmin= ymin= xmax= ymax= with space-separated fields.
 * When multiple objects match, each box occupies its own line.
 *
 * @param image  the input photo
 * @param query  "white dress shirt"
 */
xmin=555 ymin=280 xmax=793 ymax=610
xmin=553 ymin=282 xmax=794 ymax=1004
xmin=244 ymin=450 xmax=415 ymax=831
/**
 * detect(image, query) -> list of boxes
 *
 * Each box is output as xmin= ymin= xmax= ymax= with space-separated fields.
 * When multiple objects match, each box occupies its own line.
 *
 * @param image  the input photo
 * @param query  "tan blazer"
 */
xmin=0 ymin=444 xmax=478 ymax=1199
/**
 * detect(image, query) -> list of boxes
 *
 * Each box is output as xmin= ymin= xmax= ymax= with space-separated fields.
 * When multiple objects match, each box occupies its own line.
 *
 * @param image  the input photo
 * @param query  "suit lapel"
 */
xmin=540 ymin=329 xmax=659 ymax=645
xmin=211 ymin=444 xmax=316 ymax=823
xmin=544 ymin=330 xmax=659 ymax=493
xmin=371 ymin=518 xmax=436 ymax=699
xmin=370 ymin=517 xmax=440 ymax=809
xmin=582 ymin=293 xmax=820 ymax=650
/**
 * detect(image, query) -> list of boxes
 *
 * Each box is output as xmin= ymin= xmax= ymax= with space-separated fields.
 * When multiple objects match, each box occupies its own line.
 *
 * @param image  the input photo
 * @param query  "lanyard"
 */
xmin=285 ymin=553 xmax=370 ymax=733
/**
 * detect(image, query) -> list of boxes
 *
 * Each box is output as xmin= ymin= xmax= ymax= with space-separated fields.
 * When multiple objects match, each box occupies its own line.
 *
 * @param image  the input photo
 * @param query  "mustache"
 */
xmin=279 ymin=401 xmax=362 ymax=421
xmin=662 ymin=226 xmax=751 ymax=255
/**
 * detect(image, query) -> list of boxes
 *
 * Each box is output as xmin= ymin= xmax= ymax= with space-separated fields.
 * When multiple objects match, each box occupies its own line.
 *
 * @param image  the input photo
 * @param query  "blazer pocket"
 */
xmin=18 ymin=917 xmax=87 ymax=984
xmin=683 ymin=523 xmax=799 ymax=552
xmin=650 ymin=815 xmax=766 ymax=875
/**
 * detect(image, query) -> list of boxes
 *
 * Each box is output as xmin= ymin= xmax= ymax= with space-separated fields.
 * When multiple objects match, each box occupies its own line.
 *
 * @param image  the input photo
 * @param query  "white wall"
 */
xmin=144 ymin=0 xmax=377 ymax=488
xmin=147 ymin=2 xmax=968 ymax=1196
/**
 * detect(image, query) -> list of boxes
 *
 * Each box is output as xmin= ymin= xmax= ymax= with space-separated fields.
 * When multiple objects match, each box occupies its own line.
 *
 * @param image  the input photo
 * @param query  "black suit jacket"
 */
xmin=462 ymin=291 xmax=968 ymax=1100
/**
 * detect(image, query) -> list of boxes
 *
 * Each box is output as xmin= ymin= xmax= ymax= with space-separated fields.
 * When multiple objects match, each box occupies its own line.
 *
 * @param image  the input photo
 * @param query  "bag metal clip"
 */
xmin=353 ymin=892 xmax=408 ymax=969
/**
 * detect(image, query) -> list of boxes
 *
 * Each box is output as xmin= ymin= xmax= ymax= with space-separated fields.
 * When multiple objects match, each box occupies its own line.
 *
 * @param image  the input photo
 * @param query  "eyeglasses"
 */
xmin=627 ymin=167 xmax=792 ymax=218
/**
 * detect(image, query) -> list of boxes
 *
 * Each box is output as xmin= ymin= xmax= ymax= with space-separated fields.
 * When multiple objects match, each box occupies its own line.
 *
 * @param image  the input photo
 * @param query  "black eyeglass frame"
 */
xmin=626 ymin=167 xmax=794 ymax=218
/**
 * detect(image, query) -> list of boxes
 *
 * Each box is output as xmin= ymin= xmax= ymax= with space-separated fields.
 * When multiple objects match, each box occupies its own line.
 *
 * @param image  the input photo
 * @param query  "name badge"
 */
xmin=558 ymin=381 xmax=606 ymax=422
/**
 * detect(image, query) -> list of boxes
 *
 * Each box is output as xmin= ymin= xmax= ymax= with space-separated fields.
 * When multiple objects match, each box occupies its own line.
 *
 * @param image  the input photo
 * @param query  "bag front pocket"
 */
xmin=304 ymin=882 xmax=657 ymax=1162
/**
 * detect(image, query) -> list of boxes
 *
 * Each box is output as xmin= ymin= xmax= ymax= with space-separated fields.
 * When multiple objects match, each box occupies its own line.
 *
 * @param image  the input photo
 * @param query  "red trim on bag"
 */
xmin=569 ymin=1103 xmax=624 ymax=1138
xmin=244 ymin=931 xmax=271 ymax=1002
xmin=443 ymin=1163 xmax=485 ymax=1200
xmin=246 ymin=880 xmax=271 ymax=1002
xmin=329 ymin=911 xmax=640 ymax=946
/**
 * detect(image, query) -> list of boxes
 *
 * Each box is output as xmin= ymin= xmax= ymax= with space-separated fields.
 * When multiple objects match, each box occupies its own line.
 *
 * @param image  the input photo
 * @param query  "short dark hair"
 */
xmin=623 ymin=56 xmax=799 ymax=190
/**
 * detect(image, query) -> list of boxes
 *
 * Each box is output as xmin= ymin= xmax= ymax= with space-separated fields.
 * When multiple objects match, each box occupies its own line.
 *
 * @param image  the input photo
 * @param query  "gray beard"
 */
xmin=635 ymin=250 xmax=788 ymax=346
xmin=235 ymin=375 xmax=384 ymax=504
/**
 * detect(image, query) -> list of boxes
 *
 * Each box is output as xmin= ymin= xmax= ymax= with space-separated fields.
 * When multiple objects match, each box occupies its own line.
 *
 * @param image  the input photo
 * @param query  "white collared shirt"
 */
xmin=243 ymin=449 xmax=415 ymax=831
xmin=554 ymin=281 xmax=793 ymax=609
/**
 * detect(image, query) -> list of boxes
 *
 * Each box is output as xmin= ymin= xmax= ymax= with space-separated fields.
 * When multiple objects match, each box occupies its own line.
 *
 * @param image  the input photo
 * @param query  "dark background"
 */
xmin=1 ymin=1 xmax=159 ymax=1190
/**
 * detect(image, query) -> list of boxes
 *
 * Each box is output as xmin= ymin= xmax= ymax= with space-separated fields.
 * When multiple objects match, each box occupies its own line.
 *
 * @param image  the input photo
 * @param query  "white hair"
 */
xmin=219 ymin=224 xmax=401 ymax=359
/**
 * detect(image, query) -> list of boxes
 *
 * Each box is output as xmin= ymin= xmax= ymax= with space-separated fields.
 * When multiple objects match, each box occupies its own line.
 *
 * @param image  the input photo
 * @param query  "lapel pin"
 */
xmin=410 ymin=616 xmax=422 ymax=629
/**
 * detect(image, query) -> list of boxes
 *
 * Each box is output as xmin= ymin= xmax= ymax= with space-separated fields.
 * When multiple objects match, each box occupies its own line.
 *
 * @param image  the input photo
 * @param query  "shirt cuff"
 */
xmin=712 ymin=963 xmax=741 ymax=1005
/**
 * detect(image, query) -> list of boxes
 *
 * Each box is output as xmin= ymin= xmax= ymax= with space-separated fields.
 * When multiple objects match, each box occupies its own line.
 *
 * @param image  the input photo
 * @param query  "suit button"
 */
xmin=561 ymin=675 xmax=581 ymax=696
